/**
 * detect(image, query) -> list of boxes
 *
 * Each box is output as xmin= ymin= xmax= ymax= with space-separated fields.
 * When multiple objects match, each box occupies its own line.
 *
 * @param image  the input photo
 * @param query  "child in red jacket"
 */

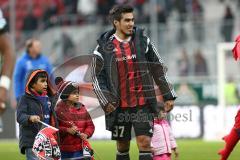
xmin=55 ymin=79 xmax=95 ymax=159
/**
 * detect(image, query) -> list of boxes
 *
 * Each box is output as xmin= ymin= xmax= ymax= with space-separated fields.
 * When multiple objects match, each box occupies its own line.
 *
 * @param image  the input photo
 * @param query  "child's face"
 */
xmin=67 ymin=90 xmax=79 ymax=103
xmin=32 ymin=77 xmax=47 ymax=94
xmin=159 ymin=110 xmax=167 ymax=119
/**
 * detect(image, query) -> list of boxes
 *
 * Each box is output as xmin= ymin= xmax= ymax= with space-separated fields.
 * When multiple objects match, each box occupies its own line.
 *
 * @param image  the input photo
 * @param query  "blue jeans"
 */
xmin=25 ymin=148 xmax=38 ymax=160
xmin=61 ymin=150 xmax=83 ymax=159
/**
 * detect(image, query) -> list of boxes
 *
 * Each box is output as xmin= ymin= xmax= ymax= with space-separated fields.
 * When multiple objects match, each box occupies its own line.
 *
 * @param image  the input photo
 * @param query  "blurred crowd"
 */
xmin=177 ymin=48 xmax=208 ymax=77
xmin=0 ymin=0 xmax=240 ymax=79
xmin=0 ymin=0 xmax=238 ymax=42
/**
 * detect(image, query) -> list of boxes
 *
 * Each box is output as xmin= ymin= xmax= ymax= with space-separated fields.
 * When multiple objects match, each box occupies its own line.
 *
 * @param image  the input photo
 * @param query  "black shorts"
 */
xmin=111 ymin=105 xmax=154 ymax=141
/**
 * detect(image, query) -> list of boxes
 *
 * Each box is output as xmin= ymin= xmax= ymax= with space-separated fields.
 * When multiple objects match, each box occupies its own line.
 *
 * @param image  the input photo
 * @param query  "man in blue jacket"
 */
xmin=13 ymin=38 xmax=53 ymax=101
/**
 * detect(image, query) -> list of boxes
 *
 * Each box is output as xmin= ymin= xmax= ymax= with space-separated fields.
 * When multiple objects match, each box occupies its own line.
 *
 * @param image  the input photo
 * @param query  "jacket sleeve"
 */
xmin=13 ymin=59 xmax=25 ymax=100
xmin=59 ymin=126 xmax=68 ymax=135
xmin=91 ymin=45 xmax=117 ymax=111
xmin=55 ymin=104 xmax=70 ymax=135
xmin=83 ymin=108 xmax=95 ymax=138
xmin=145 ymin=38 xmax=177 ymax=101
xmin=16 ymin=97 xmax=31 ymax=127
xmin=168 ymin=123 xmax=177 ymax=149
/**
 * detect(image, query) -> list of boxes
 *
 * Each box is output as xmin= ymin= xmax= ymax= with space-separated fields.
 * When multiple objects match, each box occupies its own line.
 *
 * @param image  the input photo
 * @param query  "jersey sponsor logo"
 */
xmin=115 ymin=54 xmax=136 ymax=62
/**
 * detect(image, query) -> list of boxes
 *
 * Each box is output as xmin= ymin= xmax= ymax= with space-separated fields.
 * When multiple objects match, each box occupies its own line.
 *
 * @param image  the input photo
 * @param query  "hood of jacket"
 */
xmin=25 ymin=69 xmax=56 ymax=96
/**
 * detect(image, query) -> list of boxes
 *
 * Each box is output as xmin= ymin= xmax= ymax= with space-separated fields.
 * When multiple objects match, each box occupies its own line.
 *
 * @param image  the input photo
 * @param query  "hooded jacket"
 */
xmin=17 ymin=69 xmax=58 ymax=154
xmin=151 ymin=119 xmax=177 ymax=156
xmin=55 ymin=100 xmax=95 ymax=152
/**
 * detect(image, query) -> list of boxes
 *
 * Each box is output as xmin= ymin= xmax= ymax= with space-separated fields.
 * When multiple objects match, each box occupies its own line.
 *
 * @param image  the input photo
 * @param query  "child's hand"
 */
xmin=29 ymin=115 xmax=40 ymax=123
xmin=67 ymin=126 xmax=78 ymax=135
xmin=173 ymin=148 xmax=179 ymax=160
xmin=150 ymin=147 xmax=155 ymax=153
xmin=80 ymin=133 xmax=88 ymax=140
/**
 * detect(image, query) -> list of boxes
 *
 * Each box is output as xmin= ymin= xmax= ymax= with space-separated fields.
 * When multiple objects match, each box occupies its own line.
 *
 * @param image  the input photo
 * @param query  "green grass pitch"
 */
xmin=0 ymin=139 xmax=239 ymax=160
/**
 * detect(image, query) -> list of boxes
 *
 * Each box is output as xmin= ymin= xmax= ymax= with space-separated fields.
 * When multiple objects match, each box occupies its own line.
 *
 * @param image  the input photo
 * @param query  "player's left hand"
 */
xmin=164 ymin=100 xmax=174 ymax=112
xmin=80 ymin=133 xmax=88 ymax=140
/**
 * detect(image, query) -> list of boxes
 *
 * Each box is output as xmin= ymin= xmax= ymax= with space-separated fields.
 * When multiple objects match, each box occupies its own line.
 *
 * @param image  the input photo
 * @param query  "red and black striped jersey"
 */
xmin=92 ymin=27 xmax=177 ymax=116
xmin=112 ymin=34 xmax=145 ymax=108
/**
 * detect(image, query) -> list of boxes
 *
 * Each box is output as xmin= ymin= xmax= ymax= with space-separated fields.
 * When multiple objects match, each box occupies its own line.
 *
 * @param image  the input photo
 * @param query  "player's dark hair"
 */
xmin=108 ymin=4 xmax=134 ymax=28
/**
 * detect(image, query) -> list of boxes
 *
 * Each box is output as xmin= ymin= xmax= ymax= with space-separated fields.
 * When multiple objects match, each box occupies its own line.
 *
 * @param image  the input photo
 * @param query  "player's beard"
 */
xmin=124 ymin=30 xmax=133 ymax=37
xmin=125 ymin=33 xmax=132 ymax=37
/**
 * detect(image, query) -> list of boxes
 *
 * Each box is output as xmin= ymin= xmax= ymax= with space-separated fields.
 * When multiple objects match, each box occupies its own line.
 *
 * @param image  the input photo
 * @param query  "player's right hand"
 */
xmin=105 ymin=103 xmax=116 ymax=114
xmin=29 ymin=115 xmax=40 ymax=123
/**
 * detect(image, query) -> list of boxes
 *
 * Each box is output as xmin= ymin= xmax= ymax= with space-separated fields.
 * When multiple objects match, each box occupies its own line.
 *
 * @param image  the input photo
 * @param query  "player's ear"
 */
xmin=114 ymin=20 xmax=118 ymax=26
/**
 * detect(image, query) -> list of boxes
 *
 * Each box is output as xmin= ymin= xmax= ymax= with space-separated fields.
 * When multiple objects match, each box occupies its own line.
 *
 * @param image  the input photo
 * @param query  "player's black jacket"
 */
xmin=91 ymin=27 xmax=177 ymax=130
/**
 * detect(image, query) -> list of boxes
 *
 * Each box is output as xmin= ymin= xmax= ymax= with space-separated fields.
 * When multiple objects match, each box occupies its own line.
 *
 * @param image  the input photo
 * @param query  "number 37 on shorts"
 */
xmin=112 ymin=126 xmax=125 ymax=138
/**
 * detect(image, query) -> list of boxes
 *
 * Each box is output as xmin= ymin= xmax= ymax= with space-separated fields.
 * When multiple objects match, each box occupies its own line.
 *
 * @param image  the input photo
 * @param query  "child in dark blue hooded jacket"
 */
xmin=17 ymin=69 xmax=58 ymax=160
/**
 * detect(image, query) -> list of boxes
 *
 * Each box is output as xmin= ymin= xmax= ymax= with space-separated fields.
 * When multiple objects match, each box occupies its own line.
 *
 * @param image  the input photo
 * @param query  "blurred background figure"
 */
xmin=63 ymin=0 xmax=78 ymax=14
xmin=61 ymin=32 xmax=76 ymax=60
xmin=177 ymin=48 xmax=190 ymax=76
xmin=42 ymin=1 xmax=58 ymax=29
xmin=13 ymin=38 xmax=53 ymax=102
xmin=96 ymin=0 xmax=115 ymax=24
xmin=174 ymin=0 xmax=188 ymax=44
xmin=175 ymin=83 xmax=198 ymax=105
xmin=22 ymin=10 xmax=38 ymax=38
xmin=220 ymin=5 xmax=235 ymax=42
xmin=224 ymin=77 xmax=239 ymax=106
xmin=193 ymin=49 xmax=208 ymax=76
xmin=191 ymin=0 xmax=205 ymax=43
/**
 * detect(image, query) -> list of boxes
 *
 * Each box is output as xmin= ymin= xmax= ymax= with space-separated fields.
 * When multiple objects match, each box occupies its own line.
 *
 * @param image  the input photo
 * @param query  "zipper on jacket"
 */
xmin=160 ymin=123 xmax=170 ymax=153
xmin=37 ymin=102 xmax=44 ymax=131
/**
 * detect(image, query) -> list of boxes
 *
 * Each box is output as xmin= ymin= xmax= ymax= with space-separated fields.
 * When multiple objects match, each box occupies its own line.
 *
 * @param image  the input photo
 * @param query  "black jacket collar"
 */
xmin=97 ymin=27 xmax=144 ymax=46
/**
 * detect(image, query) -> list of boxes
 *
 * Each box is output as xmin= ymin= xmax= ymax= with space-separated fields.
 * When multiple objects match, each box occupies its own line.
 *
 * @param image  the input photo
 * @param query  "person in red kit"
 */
xmin=91 ymin=4 xmax=177 ymax=160
xmin=218 ymin=35 xmax=240 ymax=160
xmin=55 ymin=77 xmax=95 ymax=160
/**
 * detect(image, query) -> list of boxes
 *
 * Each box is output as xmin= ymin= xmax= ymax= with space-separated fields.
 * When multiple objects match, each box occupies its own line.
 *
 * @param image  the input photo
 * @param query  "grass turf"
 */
xmin=0 ymin=139 xmax=239 ymax=160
